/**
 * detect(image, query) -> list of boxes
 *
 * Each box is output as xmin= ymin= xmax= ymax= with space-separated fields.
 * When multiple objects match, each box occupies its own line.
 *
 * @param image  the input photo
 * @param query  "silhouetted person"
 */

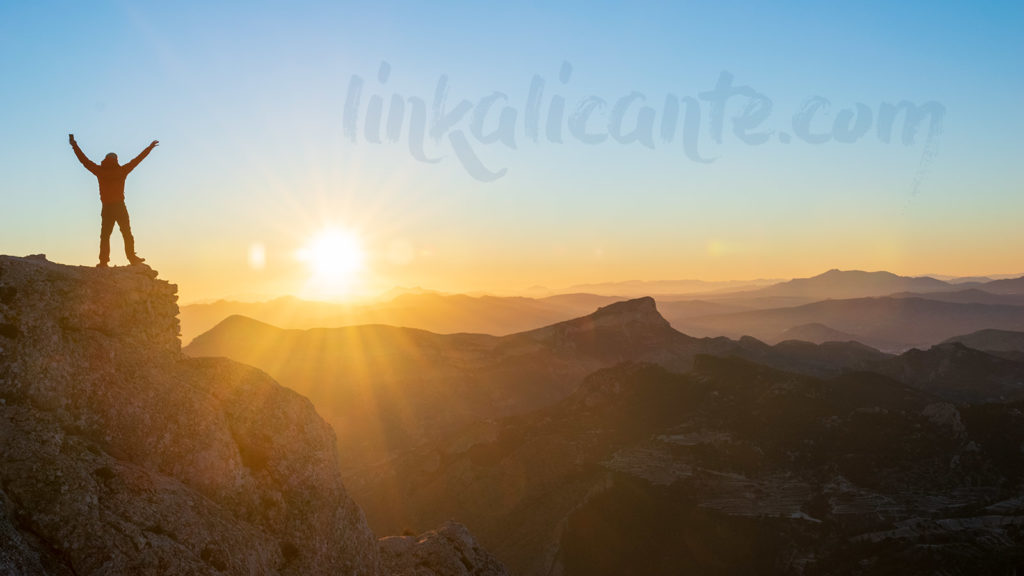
xmin=69 ymin=134 xmax=158 ymax=267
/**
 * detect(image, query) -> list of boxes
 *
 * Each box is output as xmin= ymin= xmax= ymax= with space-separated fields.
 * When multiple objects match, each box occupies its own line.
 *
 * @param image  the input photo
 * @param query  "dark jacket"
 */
xmin=72 ymin=142 xmax=155 ymax=205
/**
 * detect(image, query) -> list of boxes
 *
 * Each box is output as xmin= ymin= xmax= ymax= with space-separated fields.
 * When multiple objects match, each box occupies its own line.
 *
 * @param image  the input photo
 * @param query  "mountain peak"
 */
xmin=589 ymin=296 xmax=664 ymax=323
xmin=520 ymin=296 xmax=671 ymax=339
xmin=744 ymin=269 xmax=952 ymax=300
xmin=514 ymin=296 xmax=685 ymax=365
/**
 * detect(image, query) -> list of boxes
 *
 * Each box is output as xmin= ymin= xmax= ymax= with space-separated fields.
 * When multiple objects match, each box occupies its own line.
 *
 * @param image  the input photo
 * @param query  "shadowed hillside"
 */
xmin=353 ymin=359 xmax=1024 ymax=575
xmin=871 ymin=342 xmax=1024 ymax=403
xmin=942 ymin=329 xmax=1024 ymax=354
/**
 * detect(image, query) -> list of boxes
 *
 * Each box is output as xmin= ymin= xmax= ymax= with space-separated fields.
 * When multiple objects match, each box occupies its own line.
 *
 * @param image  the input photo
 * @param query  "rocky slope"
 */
xmin=183 ymin=297 xmax=897 ymax=473
xmin=378 ymin=522 xmax=509 ymax=576
xmin=360 ymin=359 xmax=1024 ymax=575
xmin=0 ymin=255 xmax=506 ymax=576
xmin=183 ymin=297 xmax=725 ymax=469
xmin=870 ymin=342 xmax=1024 ymax=403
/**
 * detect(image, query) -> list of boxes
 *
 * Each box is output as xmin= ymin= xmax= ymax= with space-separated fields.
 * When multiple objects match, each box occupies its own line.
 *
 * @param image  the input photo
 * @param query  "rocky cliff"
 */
xmin=0 ymin=255 xmax=507 ymax=576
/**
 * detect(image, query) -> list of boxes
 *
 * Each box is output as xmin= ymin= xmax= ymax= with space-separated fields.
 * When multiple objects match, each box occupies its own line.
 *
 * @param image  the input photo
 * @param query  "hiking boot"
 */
xmin=128 ymin=255 xmax=146 ymax=265
xmin=96 ymin=261 xmax=109 ymax=268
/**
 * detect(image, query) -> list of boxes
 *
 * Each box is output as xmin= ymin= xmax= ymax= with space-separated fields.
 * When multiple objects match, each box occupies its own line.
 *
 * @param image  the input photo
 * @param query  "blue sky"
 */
xmin=1 ymin=1 xmax=1022 ymax=301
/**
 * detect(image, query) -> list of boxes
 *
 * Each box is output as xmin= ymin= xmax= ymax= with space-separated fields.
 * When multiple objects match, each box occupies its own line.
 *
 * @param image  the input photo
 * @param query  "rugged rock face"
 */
xmin=0 ymin=255 xmax=506 ymax=576
xmin=378 ymin=522 xmax=508 ymax=576
xmin=0 ymin=255 xmax=379 ymax=575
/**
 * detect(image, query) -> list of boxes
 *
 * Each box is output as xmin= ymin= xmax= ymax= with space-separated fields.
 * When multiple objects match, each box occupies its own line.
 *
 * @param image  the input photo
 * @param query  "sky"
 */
xmin=1 ymin=1 xmax=1022 ymax=303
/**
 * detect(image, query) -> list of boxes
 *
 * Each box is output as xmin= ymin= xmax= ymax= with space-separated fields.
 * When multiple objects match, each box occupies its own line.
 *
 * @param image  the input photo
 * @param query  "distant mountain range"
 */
xmin=178 ymin=292 xmax=624 ymax=344
xmin=942 ymin=329 xmax=1024 ymax=353
xmin=722 ymin=268 xmax=953 ymax=299
xmin=561 ymin=277 xmax=781 ymax=296
xmin=977 ymin=276 xmax=1024 ymax=294
xmin=889 ymin=288 xmax=1024 ymax=306
xmin=180 ymin=269 xmax=1024 ymax=350
xmin=872 ymin=342 xmax=1024 ymax=403
xmin=682 ymin=297 xmax=1024 ymax=351
xmin=184 ymin=297 xmax=1024 ymax=467
xmin=689 ymin=269 xmax=1024 ymax=303
xmin=777 ymin=322 xmax=862 ymax=344
xmin=184 ymin=293 xmax=1024 ymax=575
xmin=184 ymin=298 xmax=748 ymax=467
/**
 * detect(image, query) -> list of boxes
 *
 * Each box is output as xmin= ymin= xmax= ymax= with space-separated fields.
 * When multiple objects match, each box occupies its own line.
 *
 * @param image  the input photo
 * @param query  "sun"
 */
xmin=297 ymin=227 xmax=366 ymax=298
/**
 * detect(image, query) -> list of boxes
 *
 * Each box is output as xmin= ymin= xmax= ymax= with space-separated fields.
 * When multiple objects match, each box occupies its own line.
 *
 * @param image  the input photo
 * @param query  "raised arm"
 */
xmin=69 ymin=134 xmax=98 ymax=173
xmin=124 ymin=140 xmax=159 ymax=173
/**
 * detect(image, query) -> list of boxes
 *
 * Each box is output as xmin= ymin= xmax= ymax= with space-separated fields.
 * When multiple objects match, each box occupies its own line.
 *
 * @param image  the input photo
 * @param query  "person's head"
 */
xmin=102 ymin=153 xmax=118 ymax=167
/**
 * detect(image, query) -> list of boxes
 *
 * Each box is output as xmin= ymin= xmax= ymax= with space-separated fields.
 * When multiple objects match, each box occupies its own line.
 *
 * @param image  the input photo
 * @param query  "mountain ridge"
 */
xmin=179 ymin=269 xmax=1024 ymax=347
xmin=180 ymin=272 xmax=1024 ymax=574
xmin=685 ymin=296 xmax=1024 ymax=351
xmin=942 ymin=329 xmax=1024 ymax=353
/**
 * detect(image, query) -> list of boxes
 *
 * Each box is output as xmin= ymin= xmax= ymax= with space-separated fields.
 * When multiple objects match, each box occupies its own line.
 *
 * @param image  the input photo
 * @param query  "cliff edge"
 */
xmin=0 ymin=255 xmax=506 ymax=576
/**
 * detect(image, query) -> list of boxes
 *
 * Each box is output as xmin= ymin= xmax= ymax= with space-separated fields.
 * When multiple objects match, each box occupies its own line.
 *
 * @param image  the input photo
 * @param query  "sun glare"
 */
xmin=297 ymin=227 xmax=366 ymax=298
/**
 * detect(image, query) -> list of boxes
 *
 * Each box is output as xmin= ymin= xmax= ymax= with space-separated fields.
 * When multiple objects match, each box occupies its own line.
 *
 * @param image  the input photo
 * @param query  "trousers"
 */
xmin=99 ymin=202 xmax=136 ymax=263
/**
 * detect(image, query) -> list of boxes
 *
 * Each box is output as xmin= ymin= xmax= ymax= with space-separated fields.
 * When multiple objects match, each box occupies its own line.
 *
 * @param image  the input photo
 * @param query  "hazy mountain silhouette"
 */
xmin=945 ymin=275 xmax=995 ymax=284
xmin=654 ymin=298 xmax=752 ymax=327
xmin=180 ymin=292 xmax=761 ymax=348
xmin=764 ymin=338 xmax=893 ymax=376
xmin=686 ymin=297 xmax=1024 ymax=351
xmin=179 ymin=292 xmax=626 ymax=345
xmin=979 ymin=275 xmax=1024 ymax=294
xmin=889 ymin=288 xmax=1024 ymax=306
xmin=703 ymin=269 xmax=955 ymax=302
xmin=179 ymin=270 xmax=1024 ymax=347
xmin=869 ymin=342 xmax=1024 ymax=403
xmin=942 ymin=329 xmax=1024 ymax=353
xmin=563 ymin=277 xmax=780 ymax=297
xmin=776 ymin=322 xmax=863 ymax=344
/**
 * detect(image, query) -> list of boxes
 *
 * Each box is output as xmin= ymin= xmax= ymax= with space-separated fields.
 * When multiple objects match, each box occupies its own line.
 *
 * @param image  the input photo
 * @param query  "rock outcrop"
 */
xmin=378 ymin=522 xmax=508 ymax=576
xmin=0 ymin=255 xmax=379 ymax=574
xmin=0 ymin=255 xmax=507 ymax=576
